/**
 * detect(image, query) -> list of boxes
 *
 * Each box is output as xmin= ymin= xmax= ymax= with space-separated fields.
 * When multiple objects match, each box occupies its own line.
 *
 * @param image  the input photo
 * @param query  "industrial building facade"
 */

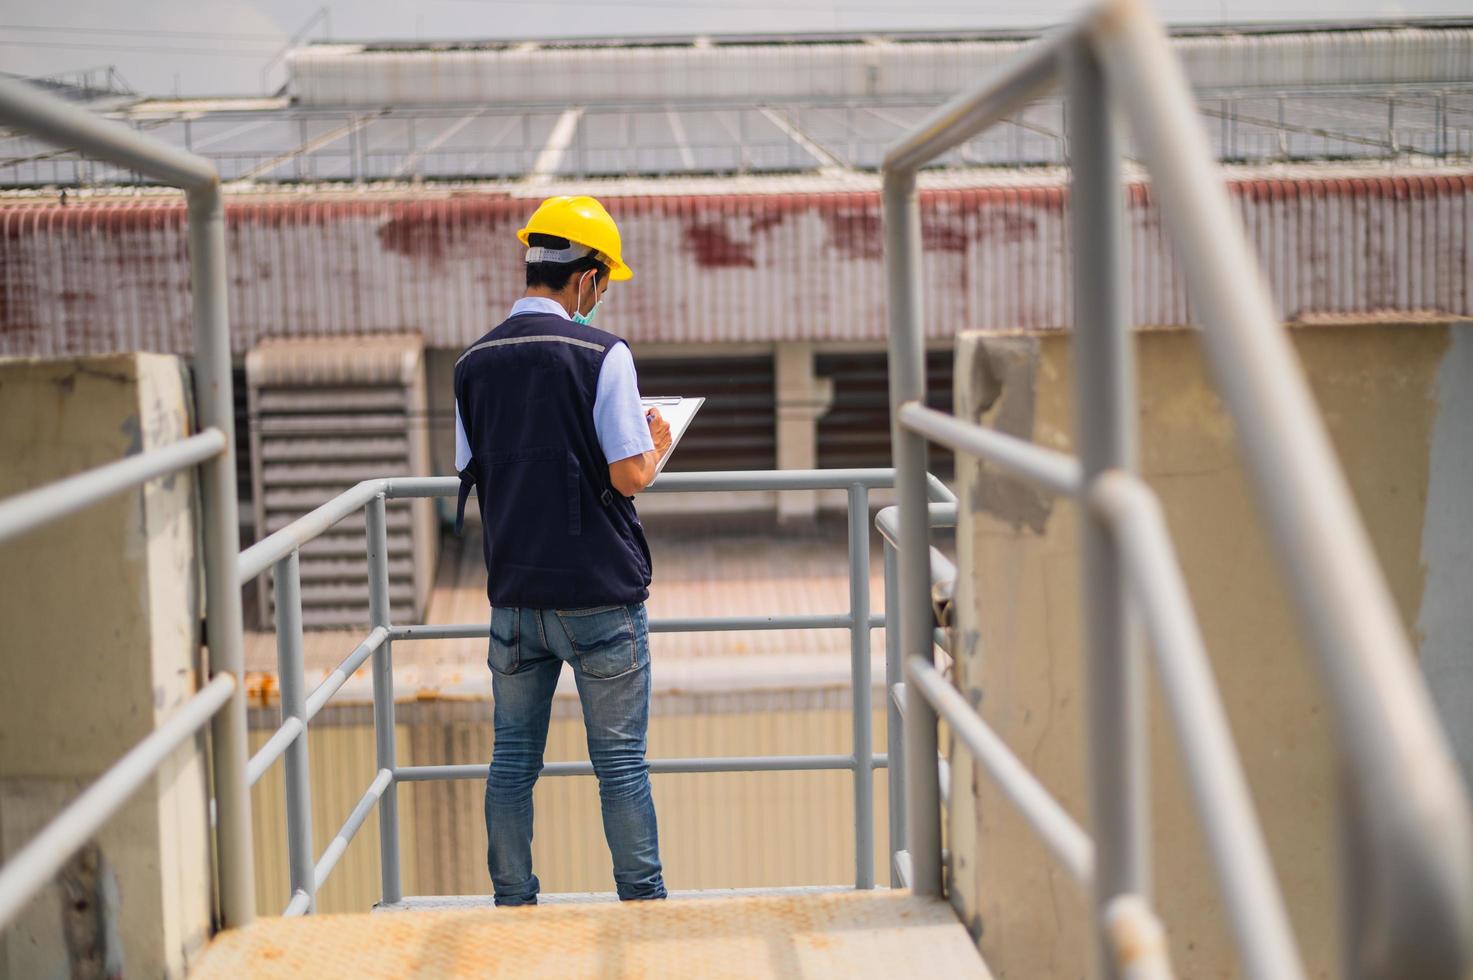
xmin=2 ymin=169 xmax=1470 ymax=504
xmin=4 ymin=23 xmax=1470 ymax=518
xmin=3 ymin=19 xmax=1472 ymax=926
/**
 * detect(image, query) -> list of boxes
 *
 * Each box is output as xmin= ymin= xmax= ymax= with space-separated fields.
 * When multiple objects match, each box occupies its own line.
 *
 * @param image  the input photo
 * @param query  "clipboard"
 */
xmin=641 ymin=396 xmax=705 ymax=477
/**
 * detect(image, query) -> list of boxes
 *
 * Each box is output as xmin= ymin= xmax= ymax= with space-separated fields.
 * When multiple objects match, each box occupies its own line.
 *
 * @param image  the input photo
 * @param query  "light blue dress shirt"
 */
xmin=454 ymin=296 xmax=655 ymax=472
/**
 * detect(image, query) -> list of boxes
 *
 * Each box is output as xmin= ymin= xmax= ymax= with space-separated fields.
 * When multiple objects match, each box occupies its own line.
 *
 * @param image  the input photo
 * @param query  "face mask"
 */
xmin=572 ymin=271 xmax=603 ymax=326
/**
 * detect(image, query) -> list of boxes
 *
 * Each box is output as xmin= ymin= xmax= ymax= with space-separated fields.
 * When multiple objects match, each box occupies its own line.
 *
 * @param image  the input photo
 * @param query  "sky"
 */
xmin=0 ymin=0 xmax=1458 ymax=98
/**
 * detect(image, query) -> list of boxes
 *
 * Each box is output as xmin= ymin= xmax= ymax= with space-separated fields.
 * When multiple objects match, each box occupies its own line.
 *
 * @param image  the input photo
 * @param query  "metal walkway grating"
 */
xmin=190 ymin=889 xmax=992 ymax=978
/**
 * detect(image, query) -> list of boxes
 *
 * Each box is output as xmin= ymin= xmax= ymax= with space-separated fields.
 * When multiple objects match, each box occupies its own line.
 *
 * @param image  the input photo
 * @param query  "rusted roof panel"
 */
xmin=1 ymin=170 xmax=1468 ymax=356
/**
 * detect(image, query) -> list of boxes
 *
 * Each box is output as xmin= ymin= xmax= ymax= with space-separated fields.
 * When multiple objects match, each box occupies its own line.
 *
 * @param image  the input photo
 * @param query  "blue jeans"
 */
xmin=485 ymin=601 xmax=666 ymax=906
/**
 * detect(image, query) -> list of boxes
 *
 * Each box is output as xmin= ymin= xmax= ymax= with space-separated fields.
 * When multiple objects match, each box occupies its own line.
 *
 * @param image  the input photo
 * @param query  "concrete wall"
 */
xmin=0 ymin=355 xmax=213 ymax=978
xmin=948 ymin=319 xmax=1472 ymax=978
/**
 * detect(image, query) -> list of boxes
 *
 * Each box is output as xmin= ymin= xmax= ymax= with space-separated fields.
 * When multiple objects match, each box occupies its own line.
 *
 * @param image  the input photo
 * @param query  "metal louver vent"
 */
xmin=635 ymin=355 xmax=776 ymax=472
xmin=816 ymin=349 xmax=954 ymax=477
xmin=246 ymin=334 xmax=437 ymax=630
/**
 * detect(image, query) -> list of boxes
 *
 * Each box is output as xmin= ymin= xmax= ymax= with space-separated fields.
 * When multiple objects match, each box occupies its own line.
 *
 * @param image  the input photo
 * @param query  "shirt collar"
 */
xmin=509 ymin=296 xmax=571 ymax=320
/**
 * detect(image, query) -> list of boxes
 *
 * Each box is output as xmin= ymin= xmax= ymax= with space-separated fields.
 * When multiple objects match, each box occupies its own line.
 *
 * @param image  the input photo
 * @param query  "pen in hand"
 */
xmin=645 ymin=406 xmax=672 ymax=457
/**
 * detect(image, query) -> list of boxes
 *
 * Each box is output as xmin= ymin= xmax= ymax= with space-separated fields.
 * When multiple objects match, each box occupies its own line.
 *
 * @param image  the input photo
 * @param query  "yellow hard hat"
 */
xmin=516 ymin=195 xmax=633 ymax=281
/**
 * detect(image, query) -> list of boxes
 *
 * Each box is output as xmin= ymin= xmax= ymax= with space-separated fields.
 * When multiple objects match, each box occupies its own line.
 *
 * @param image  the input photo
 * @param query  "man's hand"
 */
xmin=607 ymin=408 xmax=672 ymax=497
xmin=646 ymin=407 xmax=672 ymax=459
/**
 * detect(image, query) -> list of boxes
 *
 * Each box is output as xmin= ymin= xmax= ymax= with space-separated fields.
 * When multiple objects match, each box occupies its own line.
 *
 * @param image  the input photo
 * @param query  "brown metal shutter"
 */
xmin=815 ymin=350 xmax=954 ymax=476
xmin=635 ymin=354 xmax=776 ymax=472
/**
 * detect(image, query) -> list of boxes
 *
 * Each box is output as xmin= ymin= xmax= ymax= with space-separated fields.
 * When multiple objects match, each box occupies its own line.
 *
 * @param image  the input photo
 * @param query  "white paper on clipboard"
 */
xmin=640 ymin=396 xmax=705 ymax=477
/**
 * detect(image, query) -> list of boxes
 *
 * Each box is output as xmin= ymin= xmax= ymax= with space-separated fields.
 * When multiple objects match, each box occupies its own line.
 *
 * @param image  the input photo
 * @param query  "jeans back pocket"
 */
xmin=555 ymin=604 xmax=643 ymax=679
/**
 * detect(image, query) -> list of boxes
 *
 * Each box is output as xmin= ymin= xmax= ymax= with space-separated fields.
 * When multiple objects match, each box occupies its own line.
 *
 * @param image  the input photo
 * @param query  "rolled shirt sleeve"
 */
xmin=594 ymin=342 xmax=655 ymax=464
xmin=454 ymin=400 xmax=472 ymax=473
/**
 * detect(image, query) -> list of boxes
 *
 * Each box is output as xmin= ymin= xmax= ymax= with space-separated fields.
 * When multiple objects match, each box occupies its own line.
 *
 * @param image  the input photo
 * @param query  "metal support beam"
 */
xmin=305 ymin=627 xmax=389 ymax=722
xmin=526 ymin=107 xmax=584 ymax=184
xmin=881 ymin=23 xmax=1075 ymax=174
xmin=898 ymin=403 xmax=1082 ymax=497
xmin=759 ymin=106 xmax=849 ymax=175
xmin=903 ymin=655 xmax=942 ymax=897
xmin=1091 ymin=9 xmax=1473 ymax=976
xmin=1092 ymin=472 xmax=1305 ymax=980
xmin=389 ymin=613 xmax=883 ymax=642
xmin=848 ymin=485 xmax=875 ymax=889
xmin=237 ymin=111 xmax=379 ymax=182
xmin=246 ymin=717 xmax=304 ymax=786
xmin=1067 ymin=39 xmax=1145 ymax=978
xmin=366 ymin=494 xmax=402 ymax=905
xmin=395 ymin=754 xmax=880 ymax=781
xmin=883 ymin=162 xmax=942 ymax=898
xmin=0 ymin=428 xmax=225 ymax=546
xmin=1103 ymin=896 xmax=1175 ymax=980
xmin=393 ymin=110 xmax=483 ymax=180
xmin=0 ymin=70 xmax=255 ymax=932
xmin=908 ymin=657 xmax=1094 ymax=888
xmin=0 ymin=76 xmax=217 ymax=188
xmin=665 ymin=107 xmax=696 ymax=171
xmin=314 ymin=769 xmax=392 ymax=893
xmin=188 ymin=180 xmax=256 ymax=930
xmin=882 ymin=542 xmax=906 ymax=886
xmin=274 ymin=551 xmax=317 ymax=915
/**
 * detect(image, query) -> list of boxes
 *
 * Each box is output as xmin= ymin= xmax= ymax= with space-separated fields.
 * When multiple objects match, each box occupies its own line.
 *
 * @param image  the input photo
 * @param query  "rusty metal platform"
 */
xmin=190 ymin=889 xmax=992 ymax=978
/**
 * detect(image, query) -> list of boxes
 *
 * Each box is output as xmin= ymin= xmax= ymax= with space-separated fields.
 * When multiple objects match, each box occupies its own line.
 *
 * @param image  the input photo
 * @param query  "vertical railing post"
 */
xmin=1067 ymin=39 xmax=1145 ymax=978
xmin=882 ymin=539 xmax=907 ymax=886
xmin=187 ymin=182 xmax=257 ymax=928
xmin=884 ymin=164 xmax=942 ymax=896
xmin=274 ymin=551 xmax=316 ymax=913
xmin=366 ymin=493 xmax=402 ymax=904
xmin=848 ymin=484 xmax=874 ymax=889
xmin=903 ymin=659 xmax=941 ymax=896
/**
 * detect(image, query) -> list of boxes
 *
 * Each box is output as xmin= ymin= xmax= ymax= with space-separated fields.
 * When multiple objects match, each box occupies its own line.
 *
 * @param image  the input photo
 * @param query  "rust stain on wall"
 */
xmin=820 ymin=209 xmax=883 ymax=261
xmin=378 ymin=211 xmax=448 ymax=263
xmin=684 ymin=221 xmax=757 ymax=268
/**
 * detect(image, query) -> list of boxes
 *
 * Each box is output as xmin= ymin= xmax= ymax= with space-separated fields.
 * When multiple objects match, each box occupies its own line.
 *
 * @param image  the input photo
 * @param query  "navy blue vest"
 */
xmin=453 ymin=312 xmax=653 ymax=608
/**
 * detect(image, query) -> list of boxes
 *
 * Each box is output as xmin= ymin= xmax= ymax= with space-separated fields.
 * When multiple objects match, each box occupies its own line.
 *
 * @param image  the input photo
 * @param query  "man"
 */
xmin=453 ymin=195 xmax=672 ymax=906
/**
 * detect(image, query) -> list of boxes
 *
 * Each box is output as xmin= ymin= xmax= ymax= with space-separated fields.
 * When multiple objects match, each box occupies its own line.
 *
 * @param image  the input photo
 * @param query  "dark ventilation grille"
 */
xmin=815 ymin=350 xmax=954 ymax=477
xmin=635 ymin=355 xmax=776 ymax=472
xmin=233 ymin=365 xmax=253 ymax=536
xmin=246 ymin=336 xmax=437 ymax=631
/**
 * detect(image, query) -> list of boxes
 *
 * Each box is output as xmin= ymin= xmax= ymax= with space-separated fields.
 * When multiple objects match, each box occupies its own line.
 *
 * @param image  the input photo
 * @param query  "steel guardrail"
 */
xmin=0 ymin=75 xmax=255 ymax=930
xmin=879 ymin=1 xmax=1473 ymax=977
xmin=244 ymin=466 xmax=942 ymax=909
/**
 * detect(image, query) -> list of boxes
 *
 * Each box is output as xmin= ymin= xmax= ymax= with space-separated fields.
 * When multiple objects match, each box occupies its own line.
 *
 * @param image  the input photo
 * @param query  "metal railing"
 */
xmin=3 ymin=8 xmax=1469 ymax=975
xmin=881 ymin=4 xmax=1473 ymax=980
xmin=0 ymin=77 xmax=256 ymax=931
xmin=239 ymin=469 xmax=957 ymax=913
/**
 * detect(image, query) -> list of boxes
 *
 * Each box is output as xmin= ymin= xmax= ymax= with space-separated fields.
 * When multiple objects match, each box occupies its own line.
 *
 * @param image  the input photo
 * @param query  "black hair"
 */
xmin=525 ymin=233 xmax=610 ymax=291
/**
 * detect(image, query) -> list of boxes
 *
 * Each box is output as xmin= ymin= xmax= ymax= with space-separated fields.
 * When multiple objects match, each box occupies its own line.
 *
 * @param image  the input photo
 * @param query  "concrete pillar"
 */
xmin=774 ymin=342 xmax=834 ymax=523
xmin=947 ymin=321 xmax=1469 ymax=978
xmin=1419 ymin=322 xmax=1473 ymax=790
xmin=0 ymin=354 xmax=214 ymax=979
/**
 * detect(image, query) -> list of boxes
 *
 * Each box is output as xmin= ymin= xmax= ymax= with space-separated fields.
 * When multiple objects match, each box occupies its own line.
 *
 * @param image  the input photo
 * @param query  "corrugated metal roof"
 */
xmin=6 ymin=86 xmax=1467 ymax=187
xmin=282 ymin=27 xmax=1473 ymax=108
xmin=4 ymin=26 xmax=1471 ymax=188
xmin=1 ymin=166 xmax=1468 ymax=354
